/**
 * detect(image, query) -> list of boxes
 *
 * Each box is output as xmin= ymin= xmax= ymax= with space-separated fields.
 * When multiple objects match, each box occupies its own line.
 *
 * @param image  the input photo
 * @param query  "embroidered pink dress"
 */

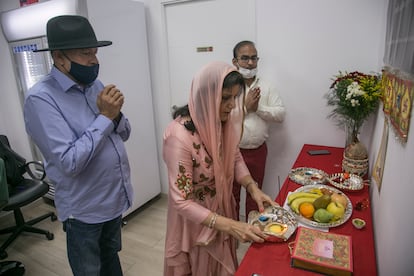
xmin=163 ymin=62 xmax=248 ymax=276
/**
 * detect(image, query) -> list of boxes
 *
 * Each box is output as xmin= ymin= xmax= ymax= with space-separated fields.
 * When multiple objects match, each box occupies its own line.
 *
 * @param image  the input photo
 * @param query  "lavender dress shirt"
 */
xmin=24 ymin=66 xmax=133 ymax=223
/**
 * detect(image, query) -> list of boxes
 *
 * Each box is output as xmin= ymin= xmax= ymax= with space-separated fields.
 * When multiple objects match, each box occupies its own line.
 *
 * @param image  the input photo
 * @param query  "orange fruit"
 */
xmin=299 ymin=202 xmax=315 ymax=218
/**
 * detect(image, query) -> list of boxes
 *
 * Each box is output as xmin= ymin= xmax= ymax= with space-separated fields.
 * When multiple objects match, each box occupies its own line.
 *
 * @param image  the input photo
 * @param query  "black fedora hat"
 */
xmin=34 ymin=15 xmax=112 ymax=52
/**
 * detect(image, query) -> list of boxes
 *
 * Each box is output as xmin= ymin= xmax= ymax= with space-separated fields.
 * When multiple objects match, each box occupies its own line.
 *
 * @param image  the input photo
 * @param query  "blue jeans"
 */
xmin=63 ymin=216 xmax=123 ymax=276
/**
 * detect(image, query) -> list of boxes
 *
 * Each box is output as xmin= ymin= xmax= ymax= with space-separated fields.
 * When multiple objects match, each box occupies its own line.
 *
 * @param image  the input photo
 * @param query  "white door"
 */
xmin=163 ymin=0 xmax=256 ymax=108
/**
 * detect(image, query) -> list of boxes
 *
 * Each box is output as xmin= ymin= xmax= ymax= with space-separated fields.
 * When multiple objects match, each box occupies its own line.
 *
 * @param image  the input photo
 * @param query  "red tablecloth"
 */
xmin=235 ymin=144 xmax=377 ymax=276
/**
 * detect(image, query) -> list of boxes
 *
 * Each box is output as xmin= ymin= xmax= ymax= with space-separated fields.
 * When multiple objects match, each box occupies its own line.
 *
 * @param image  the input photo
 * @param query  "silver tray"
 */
xmin=248 ymin=206 xmax=297 ymax=242
xmin=285 ymin=184 xmax=352 ymax=229
xmin=328 ymin=173 xmax=364 ymax=191
xmin=288 ymin=167 xmax=328 ymax=185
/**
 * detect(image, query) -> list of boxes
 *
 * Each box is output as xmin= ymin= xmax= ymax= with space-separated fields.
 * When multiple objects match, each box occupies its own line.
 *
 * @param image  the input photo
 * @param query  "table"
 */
xmin=236 ymin=144 xmax=377 ymax=276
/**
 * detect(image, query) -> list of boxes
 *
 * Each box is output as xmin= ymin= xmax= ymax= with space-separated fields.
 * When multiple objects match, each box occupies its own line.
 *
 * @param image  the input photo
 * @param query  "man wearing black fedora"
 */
xmin=24 ymin=15 xmax=133 ymax=276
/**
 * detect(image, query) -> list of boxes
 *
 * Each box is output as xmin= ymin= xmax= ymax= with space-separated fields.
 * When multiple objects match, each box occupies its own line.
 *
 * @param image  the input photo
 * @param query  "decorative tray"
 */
xmin=288 ymin=167 xmax=328 ymax=185
xmin=285 ymin=184 xmax=352 ymax=229
xmin=328 ymin=172 xmax=364 ymax=191
xmin=248 ymin=206 xmax=297 ymax=242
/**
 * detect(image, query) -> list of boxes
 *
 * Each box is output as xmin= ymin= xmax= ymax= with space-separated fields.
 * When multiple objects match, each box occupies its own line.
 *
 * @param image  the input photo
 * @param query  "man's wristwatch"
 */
xmin=113 ymin=112 xmax=122 ymax=129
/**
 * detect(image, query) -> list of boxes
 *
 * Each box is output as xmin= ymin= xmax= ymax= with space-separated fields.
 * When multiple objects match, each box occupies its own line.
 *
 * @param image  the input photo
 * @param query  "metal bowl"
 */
xmin=288 ymin=167 xmax=328 ymax=185
xmin=248 ymin=206 xmax=297 ymax=242
xmin=328 ymin=173 xmax=364 ymax=191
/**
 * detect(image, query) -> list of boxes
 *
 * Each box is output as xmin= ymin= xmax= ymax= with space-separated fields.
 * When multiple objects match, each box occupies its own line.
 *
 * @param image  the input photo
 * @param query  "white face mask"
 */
xmin=238 ymin=66 xmax=258 ymax=79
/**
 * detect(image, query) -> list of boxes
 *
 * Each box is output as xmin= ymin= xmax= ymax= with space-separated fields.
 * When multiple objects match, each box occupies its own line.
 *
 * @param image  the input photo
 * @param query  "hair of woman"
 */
xmin=172 ymin=70 xmax=245 ymax=132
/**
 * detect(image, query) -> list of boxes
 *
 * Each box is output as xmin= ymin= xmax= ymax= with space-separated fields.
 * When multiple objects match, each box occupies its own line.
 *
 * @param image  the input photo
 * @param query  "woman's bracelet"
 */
xmin=245 ymin=181 xmax=258 ymax=191
xmin=208 ymin=212 xmax=218 ymax=229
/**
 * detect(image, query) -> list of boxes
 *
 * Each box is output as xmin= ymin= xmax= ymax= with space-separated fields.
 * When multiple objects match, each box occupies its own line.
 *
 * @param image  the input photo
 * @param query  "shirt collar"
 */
xmin=246 ymin=76 xmax=260 ymax=89
xmin=51 ymin=66 xmax=85 ymax=93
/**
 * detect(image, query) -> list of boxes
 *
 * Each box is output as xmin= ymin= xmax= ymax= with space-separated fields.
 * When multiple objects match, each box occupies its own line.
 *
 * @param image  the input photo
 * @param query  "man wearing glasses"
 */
xmin=231 ymin=40 xmax=286 ymax=221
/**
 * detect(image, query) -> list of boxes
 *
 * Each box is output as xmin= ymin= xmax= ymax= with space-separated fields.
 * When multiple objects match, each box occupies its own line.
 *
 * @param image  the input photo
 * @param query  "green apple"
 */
xmin=326 ymin=201 xmax=345 ymax=221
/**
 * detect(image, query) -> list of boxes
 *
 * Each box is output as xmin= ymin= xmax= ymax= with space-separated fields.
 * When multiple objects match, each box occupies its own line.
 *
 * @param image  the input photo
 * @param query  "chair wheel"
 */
xmin=46 ymin=232 xmax=54 ymax=240
xmin=51 ymin=214 xmax=57 ymax=221
xmin=0 ymin=251 xmax=7 ymax=260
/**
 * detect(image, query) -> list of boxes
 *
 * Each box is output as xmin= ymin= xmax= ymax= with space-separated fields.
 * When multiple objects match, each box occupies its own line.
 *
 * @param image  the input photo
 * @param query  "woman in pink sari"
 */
xmin=163 ymin=61 xmax=276 ymax=275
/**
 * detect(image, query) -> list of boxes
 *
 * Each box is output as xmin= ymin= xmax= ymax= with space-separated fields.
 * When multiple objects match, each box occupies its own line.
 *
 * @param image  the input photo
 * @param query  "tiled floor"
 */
xmin=0 ymin=194 xmax=250 ymax=275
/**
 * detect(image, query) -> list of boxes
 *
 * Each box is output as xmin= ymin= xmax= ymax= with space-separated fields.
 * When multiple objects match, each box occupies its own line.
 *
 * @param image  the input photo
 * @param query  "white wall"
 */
xmin=2 ymin=0 xmax=413 ymax=275
xmin=370 ymin=106 xmax=414 ymax=275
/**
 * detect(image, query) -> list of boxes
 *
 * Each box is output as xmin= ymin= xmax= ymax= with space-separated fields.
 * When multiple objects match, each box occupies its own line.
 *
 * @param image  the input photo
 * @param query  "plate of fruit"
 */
xmin=285 ymin=184 xmax=352 ymax=228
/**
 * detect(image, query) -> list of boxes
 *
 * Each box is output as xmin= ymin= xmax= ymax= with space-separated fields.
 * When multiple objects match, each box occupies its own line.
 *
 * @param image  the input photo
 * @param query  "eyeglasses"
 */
xmin=237 ymin=55 xmax=260 ymax=63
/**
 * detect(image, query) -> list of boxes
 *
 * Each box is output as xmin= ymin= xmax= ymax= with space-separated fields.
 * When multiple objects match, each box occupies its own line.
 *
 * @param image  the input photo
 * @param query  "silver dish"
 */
xmin=248 ymin=206 xmax=297 ymax=242
xmin=288 ymin=167 xmax=328 ymax=185
xmin=328 ymin=173 xmax=364 ymax=191
xmin=286 ymin=184 xmax=352 ymax=228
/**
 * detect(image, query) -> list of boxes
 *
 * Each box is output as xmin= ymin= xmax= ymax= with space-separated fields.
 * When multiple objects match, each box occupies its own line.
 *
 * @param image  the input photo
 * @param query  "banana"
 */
xmin=290 ymin=197 xmax=317 ymax=214
xmin=308 ymin=188 xmax=323 ymax=196
xmin=287 ymin=192 xmax=320 ymax=205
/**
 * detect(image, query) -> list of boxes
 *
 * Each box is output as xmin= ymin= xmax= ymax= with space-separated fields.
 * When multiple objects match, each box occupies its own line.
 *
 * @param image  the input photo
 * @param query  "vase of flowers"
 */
xmin=326 ymin=71 xmax=382 ymax=175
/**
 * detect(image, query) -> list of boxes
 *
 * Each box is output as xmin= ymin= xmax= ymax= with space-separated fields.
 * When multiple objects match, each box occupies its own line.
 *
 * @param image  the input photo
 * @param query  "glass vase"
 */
xmin=345 ymin=124 xmax=359 ymax=148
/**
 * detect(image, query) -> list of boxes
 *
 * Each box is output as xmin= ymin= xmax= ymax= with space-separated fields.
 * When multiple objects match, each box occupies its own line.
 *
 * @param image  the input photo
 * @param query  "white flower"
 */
xmin=350 ymin=99 xmax=360 ymax=106
xmin=346 ymin=81 xmax=366 ymax=101
xmin=347 ymin=82 xmax=360 ymax=92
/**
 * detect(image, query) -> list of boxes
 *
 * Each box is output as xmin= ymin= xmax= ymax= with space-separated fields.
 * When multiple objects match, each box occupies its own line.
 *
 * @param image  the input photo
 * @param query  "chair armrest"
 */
xmin=25 ymin=161 xmax=46 ymax=181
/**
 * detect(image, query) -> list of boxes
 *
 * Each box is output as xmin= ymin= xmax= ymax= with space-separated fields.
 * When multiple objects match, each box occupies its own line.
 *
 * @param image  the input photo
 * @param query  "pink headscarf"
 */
xmin=188 ymin=61 xmax=244 ymax=218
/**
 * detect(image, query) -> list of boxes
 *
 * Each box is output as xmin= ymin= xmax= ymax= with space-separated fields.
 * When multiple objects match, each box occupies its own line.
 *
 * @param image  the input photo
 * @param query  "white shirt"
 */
xmin=239 ymin=77 xmax=286 ymax=149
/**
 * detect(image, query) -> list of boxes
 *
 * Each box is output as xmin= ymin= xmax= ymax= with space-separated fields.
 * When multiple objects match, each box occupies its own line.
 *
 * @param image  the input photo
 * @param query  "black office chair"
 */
xmin=0 ymin=158 xmax=25 ymax=275
xmin=0 ymin=135 xmax=56 ymax=260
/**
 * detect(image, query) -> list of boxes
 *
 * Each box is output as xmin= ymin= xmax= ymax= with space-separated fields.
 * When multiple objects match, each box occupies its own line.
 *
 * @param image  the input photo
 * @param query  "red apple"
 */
xmin=330 ymin=192 xmax=348 ymax=208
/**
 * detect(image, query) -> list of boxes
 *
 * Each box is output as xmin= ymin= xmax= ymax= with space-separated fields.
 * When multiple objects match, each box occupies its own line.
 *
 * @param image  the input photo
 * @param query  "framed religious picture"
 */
xmin=398 ymin=78 xmax=413 ymax=140
xmin=373 ymin=119 xmax=389 ymax=191
xmin=382 ymin=70 xmax=395 ymax=115
xmin=382 ymin=68 xmax=413 ymax=144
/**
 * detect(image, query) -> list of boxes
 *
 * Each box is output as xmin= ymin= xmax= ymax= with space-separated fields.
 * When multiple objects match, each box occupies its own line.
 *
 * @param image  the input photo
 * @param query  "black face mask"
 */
xmin=62 ymin=51 xmax=99 ymax=85
xmin=68 ymin=61 xmax=99 ymax=85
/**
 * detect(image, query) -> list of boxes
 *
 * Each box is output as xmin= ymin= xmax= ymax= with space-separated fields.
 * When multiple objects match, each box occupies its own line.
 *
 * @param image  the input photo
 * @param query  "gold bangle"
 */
xmin=245 ymin=181 xmax=257 ymax=190
xmin=208 ymin=213 xmax=218 ymax=229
